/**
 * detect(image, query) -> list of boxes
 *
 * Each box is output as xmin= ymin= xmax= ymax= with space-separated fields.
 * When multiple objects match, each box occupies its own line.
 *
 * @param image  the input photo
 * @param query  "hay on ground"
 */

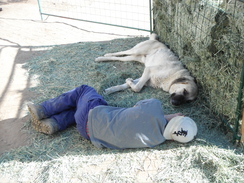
xmin=0 ymin=37 xmax=243 ymax=183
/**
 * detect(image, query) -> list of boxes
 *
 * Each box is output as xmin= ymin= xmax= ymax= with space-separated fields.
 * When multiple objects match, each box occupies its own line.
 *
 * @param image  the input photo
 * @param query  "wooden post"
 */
xmin=241 ymin=110 xmax=244 ymax=143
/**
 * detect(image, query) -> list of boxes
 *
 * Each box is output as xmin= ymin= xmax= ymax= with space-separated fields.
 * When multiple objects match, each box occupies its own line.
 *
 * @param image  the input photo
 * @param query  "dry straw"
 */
xmin=0 ymin=37 xmax=243 ymax=182
xmin=154 ymin=0 xmax=243 ymax=130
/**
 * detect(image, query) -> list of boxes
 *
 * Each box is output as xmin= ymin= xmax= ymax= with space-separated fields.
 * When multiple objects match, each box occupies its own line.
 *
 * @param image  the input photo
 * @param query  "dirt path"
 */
xmin=0 ymin=0 xmax=148 ymax=154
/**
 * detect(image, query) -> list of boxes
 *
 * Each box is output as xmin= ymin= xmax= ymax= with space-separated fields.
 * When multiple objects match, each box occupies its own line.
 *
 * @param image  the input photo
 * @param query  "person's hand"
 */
xmin=164 ymin=113 xmax=184 ymax=122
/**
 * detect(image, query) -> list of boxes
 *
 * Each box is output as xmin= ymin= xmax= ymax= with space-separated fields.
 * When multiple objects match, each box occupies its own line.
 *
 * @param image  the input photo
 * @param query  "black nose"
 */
xmin=170 ymin=94 xmax=185 ymax=106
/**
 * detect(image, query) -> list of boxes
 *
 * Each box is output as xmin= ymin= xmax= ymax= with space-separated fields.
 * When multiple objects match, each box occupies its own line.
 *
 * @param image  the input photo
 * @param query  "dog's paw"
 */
xmin=104 ymin=53 xmax=113 ymax=57
xmin=95 ymin=57 xmax=104 ymax=62
xmin=126 ymin=78 xmax=134 ymax=84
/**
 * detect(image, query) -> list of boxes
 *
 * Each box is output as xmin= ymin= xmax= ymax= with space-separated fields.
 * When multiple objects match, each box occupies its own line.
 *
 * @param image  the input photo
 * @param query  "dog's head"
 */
xmin=169 ymin=77 xmax=198 ymax=106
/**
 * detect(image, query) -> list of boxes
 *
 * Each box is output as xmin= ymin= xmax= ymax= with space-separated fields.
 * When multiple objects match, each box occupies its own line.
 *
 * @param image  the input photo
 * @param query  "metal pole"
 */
xmin=149 ymin=0 xmax=153 ymax=33
xmin=37 ymin=0 xmax=43 ymax=21
xmin=234 ymin=62 xmax=244 ymax=142
xmin=40 ymin=13 xmax=151 ymax=32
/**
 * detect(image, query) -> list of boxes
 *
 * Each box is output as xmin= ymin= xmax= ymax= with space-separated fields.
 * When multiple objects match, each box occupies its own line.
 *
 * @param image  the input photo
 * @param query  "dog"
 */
xmin=95 ymin=33 xmax=198 ymax=106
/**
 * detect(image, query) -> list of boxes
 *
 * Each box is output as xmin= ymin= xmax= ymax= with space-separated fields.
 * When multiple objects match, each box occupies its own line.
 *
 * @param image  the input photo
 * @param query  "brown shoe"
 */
xmin=27 ymin=103 xmax=47 ymax=120
xmin=31 ymin=118 xmax=59 ymax=135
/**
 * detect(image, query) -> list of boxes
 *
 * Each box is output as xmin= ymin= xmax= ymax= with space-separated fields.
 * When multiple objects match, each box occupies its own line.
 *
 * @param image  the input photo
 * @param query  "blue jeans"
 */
xmin=40 ymin=85 xmax=107 ymax=139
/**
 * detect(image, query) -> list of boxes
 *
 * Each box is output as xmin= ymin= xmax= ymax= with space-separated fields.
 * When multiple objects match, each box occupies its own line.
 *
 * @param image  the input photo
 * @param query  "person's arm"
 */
xmin=133 ymin=98 xmax=159 ymax=107
xmin=164 ymin=113 xmax=184 ymax=122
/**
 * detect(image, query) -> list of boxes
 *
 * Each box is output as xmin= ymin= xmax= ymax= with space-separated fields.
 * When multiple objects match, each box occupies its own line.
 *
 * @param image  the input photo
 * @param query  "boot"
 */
xmin=31 ymin=118 xmax=59 ymax=135
xmin=27 ymin=103 xmax=47 ymax=120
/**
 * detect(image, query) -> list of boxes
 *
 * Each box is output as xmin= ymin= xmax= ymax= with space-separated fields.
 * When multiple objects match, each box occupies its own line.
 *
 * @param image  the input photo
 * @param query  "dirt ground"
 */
xmin=0 ymin=0 xmax=148 ymax=154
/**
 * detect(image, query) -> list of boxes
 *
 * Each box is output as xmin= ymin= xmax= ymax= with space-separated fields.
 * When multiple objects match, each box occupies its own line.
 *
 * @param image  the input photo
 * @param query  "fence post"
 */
xmin=234 ymin=62 xmax=244 ymax=142
xmin=149 ymin=0 xmax=153 ymax=33
xmin=241 ymin=110 xmax=244 ymax=143
xmin=37 ymin=0 xmax=43 ymax=21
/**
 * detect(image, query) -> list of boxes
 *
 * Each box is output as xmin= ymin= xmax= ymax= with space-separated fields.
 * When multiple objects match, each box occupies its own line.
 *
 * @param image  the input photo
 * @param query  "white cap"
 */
xmin=163 ymin=116 xmax=197 ymax=143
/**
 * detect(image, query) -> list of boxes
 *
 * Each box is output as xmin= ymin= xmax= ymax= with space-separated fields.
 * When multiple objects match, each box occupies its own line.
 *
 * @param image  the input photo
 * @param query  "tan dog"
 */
xmin=95 ymin=34 xmax=198 ymax=106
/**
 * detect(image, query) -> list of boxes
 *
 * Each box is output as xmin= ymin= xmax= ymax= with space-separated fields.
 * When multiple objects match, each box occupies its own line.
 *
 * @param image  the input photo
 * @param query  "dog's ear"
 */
xmin=193 ymin=77 xmax=197 ymax=84
xmin=150 ymin=33 xmax=160 ymax=40
xmin=171 ymin=77 xmax=190 ymax=86
xmin=155 ymin=34 xmax=160 ymax=40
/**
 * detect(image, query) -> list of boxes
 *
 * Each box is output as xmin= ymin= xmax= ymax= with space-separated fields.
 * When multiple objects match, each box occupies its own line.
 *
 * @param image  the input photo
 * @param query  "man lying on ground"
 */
xmin=28 ymin=85 xmax=197 ymax=149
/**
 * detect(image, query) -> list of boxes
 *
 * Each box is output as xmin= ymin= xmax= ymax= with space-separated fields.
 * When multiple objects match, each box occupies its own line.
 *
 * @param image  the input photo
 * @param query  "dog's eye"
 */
xmin=183 ymin=89 xmax=188 ymax=96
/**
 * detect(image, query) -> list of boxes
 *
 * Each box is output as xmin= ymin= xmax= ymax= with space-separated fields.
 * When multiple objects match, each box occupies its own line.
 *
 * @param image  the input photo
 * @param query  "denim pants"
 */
xmin=40 ymin=85 xmax=107 ymax=139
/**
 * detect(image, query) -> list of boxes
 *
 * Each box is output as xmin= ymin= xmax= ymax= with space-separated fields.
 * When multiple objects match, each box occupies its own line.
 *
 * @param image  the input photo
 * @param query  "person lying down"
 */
xmin=28 ymin=85 xmax=197 ymax=149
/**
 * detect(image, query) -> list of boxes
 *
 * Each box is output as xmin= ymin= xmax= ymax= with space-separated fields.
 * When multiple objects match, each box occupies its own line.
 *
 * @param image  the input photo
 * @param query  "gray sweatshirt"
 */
xmin=87 ymin=98 xmax=167 ymax=149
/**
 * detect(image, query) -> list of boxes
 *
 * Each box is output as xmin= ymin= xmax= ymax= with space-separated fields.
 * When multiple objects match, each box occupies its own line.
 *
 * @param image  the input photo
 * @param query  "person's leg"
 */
xmin=74 ymin=86 xmax=108 ymax=139
xmin=51 ymin=109 xmax=76 ymax=131
xmin=28 ymin=85 xmax=97 ymax=134
xmin=76 ymin=98 xmax=107 ymax=139
xmin=41 ymin=85 xmax=92 ymax=117
xmin=31 ymin=109 xmax=76 ymax=134
xmin=28 ymin=85 xmax=94 ymax=120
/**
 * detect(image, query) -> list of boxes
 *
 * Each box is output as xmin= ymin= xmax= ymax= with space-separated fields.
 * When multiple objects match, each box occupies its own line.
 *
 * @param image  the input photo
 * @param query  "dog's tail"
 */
xmin=150 ymin=33 xmax=159 ymax=40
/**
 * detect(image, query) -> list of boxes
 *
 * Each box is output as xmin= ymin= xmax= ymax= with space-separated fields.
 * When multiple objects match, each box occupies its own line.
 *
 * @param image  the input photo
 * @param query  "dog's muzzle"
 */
xmin=170 ymin=93 xmax=186 ymax=106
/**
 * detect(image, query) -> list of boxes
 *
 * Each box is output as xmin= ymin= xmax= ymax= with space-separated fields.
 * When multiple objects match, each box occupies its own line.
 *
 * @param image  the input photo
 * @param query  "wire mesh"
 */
xmin=37 ymin=0 xmax=152 ymax=32
xmin=37 ymin=0 xmax=243 ymax=142
xmin=154 ymin=0 xmax=243 ymax=142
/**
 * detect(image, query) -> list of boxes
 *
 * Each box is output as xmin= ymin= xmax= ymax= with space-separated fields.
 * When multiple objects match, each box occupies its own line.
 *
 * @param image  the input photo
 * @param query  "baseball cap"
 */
xmin=163 ymin=116 xmax=197 ymax=143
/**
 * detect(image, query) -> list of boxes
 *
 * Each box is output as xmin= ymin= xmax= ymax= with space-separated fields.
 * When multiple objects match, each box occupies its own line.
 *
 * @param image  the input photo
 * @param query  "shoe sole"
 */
xmin=28 ymin=106 xmax=52 ymax=134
